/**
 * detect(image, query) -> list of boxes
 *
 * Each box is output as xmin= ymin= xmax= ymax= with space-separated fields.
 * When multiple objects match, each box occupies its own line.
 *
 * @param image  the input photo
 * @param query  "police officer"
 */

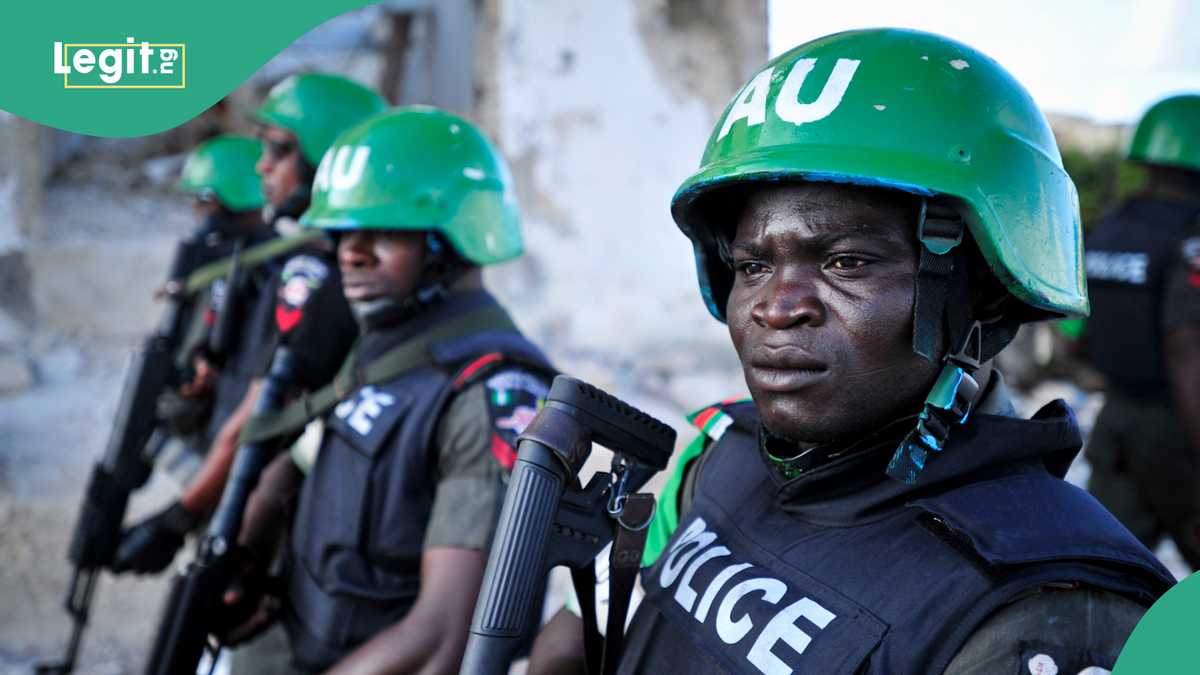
xmin=1084 ymin=93 xmax=1200 ymax=568
xmin=224 ymin=106 xmax=555 ymax=675
xmin=110 ymin=73 xmax=385 ymax=575
xmin=174 ymin=134 xmax=270 ymax=264
xmin=154 ymin=134 xmax=272 ymax=453
xmin=530 ymin=29 xmax=1173 ymax=675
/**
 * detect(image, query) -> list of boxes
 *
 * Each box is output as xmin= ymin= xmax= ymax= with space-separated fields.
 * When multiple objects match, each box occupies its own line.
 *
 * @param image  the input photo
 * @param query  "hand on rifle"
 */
xmin=109 ymin=501 xmax=198 ymax=574
xmin=218 ymin=452 xmax=301 ymax=645
xmin=179 ymin=357 xmax=217 ymax=398
xmin=215 ymin=554 xmax=282 ymax=646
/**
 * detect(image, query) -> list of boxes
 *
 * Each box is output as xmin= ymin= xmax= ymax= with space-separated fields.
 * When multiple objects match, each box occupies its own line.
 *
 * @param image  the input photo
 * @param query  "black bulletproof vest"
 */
xmin=619 ymin=402 xmax=1173 ymax=675
xmin=1086 ymin=198 xmax=1200 ymax=395
xmin=204 ymin=260 xmax=280 ymax=438
xmin=284 ymin=293 xmax=553 ymax=672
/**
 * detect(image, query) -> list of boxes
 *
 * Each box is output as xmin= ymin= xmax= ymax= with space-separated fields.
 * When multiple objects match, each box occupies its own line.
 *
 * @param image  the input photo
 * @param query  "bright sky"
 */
xmin=769 ymin=0 xmax=1200 ymax=124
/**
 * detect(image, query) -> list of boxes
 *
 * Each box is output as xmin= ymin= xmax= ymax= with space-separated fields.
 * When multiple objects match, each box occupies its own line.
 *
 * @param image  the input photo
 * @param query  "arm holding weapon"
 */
xmin=109 ymin=242 xmax=251 ymax=575
xmin=36 ymin=236 xmax=212 ymax=675
xmin=460 ymin=376 xmax=676 ymax=675
xmin=109 ymin=379 xmax=262 ymax=574
xmin=141 ymin=346 xmax=298 ymax=675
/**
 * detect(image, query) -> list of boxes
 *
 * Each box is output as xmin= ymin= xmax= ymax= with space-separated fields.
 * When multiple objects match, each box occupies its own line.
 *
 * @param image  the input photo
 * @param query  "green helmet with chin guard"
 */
xmin=301 ymin=106 xmax=523 ymax=266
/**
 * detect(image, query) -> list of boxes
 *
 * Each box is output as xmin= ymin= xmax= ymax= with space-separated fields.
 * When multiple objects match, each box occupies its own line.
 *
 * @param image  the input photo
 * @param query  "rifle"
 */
xmin=142 ymin=347 xmax=298 ymax=675
xmin=460 ymin=376 xmax=676 ymax=675
xmin=37 ymin=237 xmax=210 ymax=675
xmin=206 ymin=240 xmax=243 ymax=363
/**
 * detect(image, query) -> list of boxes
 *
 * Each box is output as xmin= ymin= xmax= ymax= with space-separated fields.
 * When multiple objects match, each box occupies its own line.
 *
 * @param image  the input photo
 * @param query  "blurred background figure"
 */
xmin=1081 ymin=93 xmax=1200 ymax=571
xmin=1 ymin=1 xmax=1198 ymax=673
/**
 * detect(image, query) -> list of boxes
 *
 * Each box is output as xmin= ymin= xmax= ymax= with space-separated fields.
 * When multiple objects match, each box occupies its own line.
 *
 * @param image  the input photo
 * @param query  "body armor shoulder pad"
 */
xmin=430 ymin=329 xmax=556 ymax=391
xmin=910 ymin=471 xmax=1175 ymax=593
xmin=687 ymin=398 xmax=755 ymax=441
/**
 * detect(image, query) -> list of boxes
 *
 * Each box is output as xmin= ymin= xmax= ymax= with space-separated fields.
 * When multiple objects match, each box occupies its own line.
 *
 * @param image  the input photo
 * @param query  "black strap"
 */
xmin=601 ymin=494 xmax=654 ymax=675
xmin=568 ymin=493 xmax=656 ymax=675
xmin=181 ymin=230 xmax=324 ymax=297
xmin=912 ymin=202 xmax=965 ymax=360
xmin=237 ymin=305 xmax=516 ymax=444
xmin=888 ymin=321 xmax=984 ymax=484
xmin=571 ymin=565 xmax=604 ymax=675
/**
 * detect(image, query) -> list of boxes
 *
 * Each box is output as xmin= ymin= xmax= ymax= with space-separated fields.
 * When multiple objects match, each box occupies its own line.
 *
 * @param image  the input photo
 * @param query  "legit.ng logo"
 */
xmin=52 ymin=38 xmax=185 ymax=89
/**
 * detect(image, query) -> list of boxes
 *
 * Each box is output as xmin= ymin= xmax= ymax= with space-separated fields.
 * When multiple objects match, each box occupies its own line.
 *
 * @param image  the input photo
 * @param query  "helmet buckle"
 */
xmin=948 ymin=320 xmax=984 ymax=370
xmin=917 ymin=201 xmax=964 ymax=255
xmin=887 ymin=356 xmax=981 ymax=484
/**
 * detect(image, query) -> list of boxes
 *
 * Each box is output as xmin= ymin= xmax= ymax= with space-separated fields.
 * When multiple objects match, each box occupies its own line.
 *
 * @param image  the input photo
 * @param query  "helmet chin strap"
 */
xmin=886 ymin=200 xmax=987 ymax=484
xmin=351 ymin=232 xmax=472 ymax=332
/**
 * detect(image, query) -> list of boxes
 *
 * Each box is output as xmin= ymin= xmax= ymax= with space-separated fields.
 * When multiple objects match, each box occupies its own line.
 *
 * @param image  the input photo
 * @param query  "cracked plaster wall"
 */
xmin=477 ymin=0 xmax=768 ymax=417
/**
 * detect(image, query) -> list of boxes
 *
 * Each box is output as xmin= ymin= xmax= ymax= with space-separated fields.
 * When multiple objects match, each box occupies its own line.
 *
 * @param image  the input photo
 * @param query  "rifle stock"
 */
xmin=460 ymin=377 xmax=675 ymax=675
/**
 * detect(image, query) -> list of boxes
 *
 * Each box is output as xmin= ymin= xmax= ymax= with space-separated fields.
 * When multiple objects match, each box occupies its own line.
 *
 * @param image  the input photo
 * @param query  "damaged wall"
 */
xmin=0 ymin=113 xmax=48 ymax=393
xmin=0 ymin=4 xmax=769 ymax=672
xmin=477 ymin=0 xmax=768 ymax=417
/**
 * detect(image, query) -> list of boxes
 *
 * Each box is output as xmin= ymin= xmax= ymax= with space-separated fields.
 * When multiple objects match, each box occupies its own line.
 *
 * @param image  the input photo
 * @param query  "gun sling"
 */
xmin=181 ymin=230 xmax=325 ymax=297
xmin=239 ymin=304 xmax=517 ymax=445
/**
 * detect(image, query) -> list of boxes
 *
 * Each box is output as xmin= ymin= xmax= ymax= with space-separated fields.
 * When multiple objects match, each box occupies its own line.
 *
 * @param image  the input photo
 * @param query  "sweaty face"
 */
xmin=725 ymin=183 xmax=941 ymax=446
xmin=256 ymin=127 xmax=303 ymax=208
xmin=337 ymin=230 xmax=426 ymax=304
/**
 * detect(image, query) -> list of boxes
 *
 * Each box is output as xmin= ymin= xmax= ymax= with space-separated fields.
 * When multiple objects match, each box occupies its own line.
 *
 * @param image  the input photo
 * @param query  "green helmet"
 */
xmin=678 ymin=29 xmax=1087 ymax=484
xmin=177 ymin=135 xmax=265 ymax=211
xmin=254 ymin=73 xmax=388 ymax=166
xmin=301 ymin=106 xmax=522 ymax=266
xmin=674 ymin=28 xmax=1086 ymax=323
xmin=1128 ymin=94 xmax=1200 ymax=173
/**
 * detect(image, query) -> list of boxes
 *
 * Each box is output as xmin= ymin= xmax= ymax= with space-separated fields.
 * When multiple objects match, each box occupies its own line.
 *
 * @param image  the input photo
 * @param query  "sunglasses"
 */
xmin=261 ymin=137 xmax=298 ymax=160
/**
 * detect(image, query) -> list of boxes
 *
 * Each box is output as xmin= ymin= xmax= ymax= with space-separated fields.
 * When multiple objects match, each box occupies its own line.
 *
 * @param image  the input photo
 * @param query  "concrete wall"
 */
xmin=0 ymin=4 xmax=769 ymax=671
xmin=478 ymin=0 xmax=768 ymax=419
xmin=0 ymin=114 xmax=48 ymax=392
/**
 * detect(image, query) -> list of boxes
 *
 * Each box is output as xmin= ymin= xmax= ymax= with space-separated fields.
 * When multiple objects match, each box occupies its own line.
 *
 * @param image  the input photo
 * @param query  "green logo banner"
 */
xmin=2 ymin=0 xmax=379 ymax=136
xmin=1114 ymin=571 xmax=1200 ymax=672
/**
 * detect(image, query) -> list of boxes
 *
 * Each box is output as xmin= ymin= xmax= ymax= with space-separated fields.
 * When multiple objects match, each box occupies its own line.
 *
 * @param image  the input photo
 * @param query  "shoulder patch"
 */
xmin=481 ymin=367 xmax=551 ymax=470
xmin=276 ymin=254 xmax=330 ymax=333
xmin=1181 ymin=236 xmax=1200 ymax=288
xmin=687 ymin=397 xmax=750 ymax=441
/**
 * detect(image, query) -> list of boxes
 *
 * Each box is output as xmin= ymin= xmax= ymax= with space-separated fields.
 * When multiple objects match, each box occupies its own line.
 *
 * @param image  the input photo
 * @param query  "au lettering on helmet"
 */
xmin=300 ymin=106 xmax=524 ymax=266
xmin=314 ymin=145 xmax=371 ymax=193
xmin=674 ymin=28 xmax=1088 ymax=323
xmin=718 ymin=57 xmax=861 ymax=140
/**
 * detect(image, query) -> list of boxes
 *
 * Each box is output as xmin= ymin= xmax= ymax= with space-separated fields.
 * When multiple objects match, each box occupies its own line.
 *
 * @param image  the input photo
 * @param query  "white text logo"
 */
xmin=53 ymin=38 xmax=185 ymax=89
